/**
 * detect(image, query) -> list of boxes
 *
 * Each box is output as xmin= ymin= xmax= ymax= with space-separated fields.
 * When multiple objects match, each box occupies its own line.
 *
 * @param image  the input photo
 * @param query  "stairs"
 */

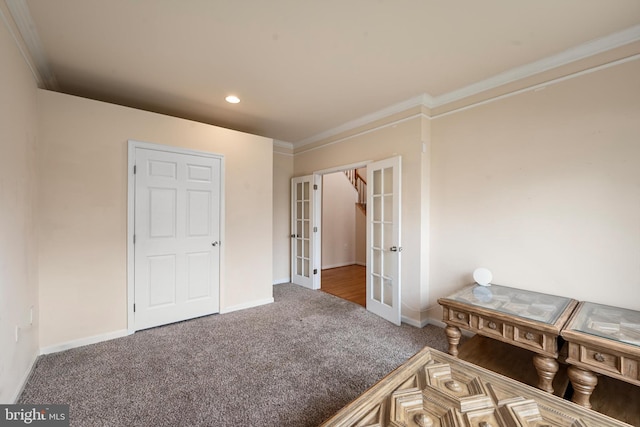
xmin=344 ymin=169 xmax=366 ymax=214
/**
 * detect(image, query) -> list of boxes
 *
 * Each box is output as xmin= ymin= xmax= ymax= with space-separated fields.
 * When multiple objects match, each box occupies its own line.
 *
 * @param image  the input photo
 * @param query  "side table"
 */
xmin=561 ymin=301 xmax=640 ymax=409
xmin=438 ymin=284 xmax=577 ymax=394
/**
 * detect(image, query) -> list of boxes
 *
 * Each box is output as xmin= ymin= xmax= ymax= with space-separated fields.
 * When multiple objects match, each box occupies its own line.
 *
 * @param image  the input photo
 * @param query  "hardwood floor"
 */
xmin=321 ymin=264 xmax=366 ymax=307
xmin=458 ymin=335 xmax=640 ymax=426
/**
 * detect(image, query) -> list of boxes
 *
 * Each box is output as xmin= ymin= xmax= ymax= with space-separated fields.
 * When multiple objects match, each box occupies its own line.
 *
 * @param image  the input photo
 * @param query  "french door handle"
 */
xmin=290 ymin=234 xmax=299 ymax=238
xmin=389 ymin=246 xmax=403 ymax=252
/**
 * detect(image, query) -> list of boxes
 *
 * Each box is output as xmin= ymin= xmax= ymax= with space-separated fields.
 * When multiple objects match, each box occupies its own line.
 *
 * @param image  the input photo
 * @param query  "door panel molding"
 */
xmin=127 ymin=140 xmax=225 ymax=333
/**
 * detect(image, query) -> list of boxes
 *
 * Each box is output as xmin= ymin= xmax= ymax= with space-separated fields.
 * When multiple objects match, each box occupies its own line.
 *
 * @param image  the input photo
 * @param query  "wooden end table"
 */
xmin=561 ymin=301 xmax=640 ymax=409
xmin=438 ymin=284 xmax=577 ymax=394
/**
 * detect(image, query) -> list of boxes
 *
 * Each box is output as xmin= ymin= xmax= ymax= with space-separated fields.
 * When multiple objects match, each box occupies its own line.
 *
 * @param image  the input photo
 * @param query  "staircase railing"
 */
xmin=344 ymin=169 xmax=366 ymax=212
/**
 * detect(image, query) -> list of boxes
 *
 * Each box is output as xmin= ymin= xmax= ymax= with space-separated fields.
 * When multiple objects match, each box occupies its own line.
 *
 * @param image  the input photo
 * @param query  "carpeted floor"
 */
xmin=19 ymin=283 xmax=454 ymax=426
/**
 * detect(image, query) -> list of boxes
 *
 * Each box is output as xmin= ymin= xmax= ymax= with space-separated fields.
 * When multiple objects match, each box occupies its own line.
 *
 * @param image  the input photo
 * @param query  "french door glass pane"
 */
xmin=373 ymin=170 xmax=382 ymax=195
xmin=373 ymin=249 xmax=381 ymax=275
xmin=383 ymin=223 xmax=393 ymax=251
xmin=383 ymin=167 xmax=393 ymax=194
xmin=373 ymin=196 xmax=382 ymax=221
xmin=297 ymin=202 xmax=303 ymax=220
xmin=383 ymin=195 xmax=392 ymax=221
xmin=303 ymin=201 xmax=309 ymax=220
xmin=383 ymin=278 xmax=393 ymax=306
xmin=373 ymin=222 xmax=381 ymax=248
xmin=372 ymin=275 xmax=381 ymax=302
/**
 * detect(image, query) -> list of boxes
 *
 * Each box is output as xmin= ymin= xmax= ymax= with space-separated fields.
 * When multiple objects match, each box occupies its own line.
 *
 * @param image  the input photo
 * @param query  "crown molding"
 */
xmin=295 ymin=112 xmax=429 ymax=156
xmin=432 ymin=53 xmax=640 ymax=120
xmin=294 ymin=24 xmax=640 ymax=148
xmin=431 ymin=24 xmax=640 ymax=107
xmin=5 ymin=0 xmax=58 ymax=89
xmin=273 ymin=139 xmax=294 ymax=149
xmin=295 ymin=93 xmax=433 ymax=148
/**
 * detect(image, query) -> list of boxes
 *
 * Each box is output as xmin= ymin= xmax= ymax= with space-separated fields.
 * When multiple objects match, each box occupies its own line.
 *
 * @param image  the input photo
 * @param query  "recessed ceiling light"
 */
xmin=225 ymin=95 xmax=240 ymax=104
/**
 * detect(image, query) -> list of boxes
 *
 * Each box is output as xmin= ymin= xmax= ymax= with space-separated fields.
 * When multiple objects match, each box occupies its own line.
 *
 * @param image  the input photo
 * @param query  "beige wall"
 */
xmin=428 ymin=59 xmax=640 ymax=320
xmin=294 ymin=117 xmax=429 ymax=324
xmin=273 ymin=150 xmax=293 ymax=283
xmin=37 ymin=90 xmax=273 ymax=348
xmin=0 ymin=13 xmax=39 ymax=402
xmin=322 ymin=172 xmax=357 ymax=269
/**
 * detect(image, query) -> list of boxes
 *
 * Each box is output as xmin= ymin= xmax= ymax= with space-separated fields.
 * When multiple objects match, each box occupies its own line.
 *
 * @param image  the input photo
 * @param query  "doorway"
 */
xmin=320 ymin=171 xmax=366 ymax=306
xmin=290 ymin=156 xmax=402 ymax=325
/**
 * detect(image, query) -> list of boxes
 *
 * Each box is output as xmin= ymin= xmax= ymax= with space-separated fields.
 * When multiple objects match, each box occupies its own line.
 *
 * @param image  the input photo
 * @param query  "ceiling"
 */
xmin=4 ymin=0 xmax=640 ymax=145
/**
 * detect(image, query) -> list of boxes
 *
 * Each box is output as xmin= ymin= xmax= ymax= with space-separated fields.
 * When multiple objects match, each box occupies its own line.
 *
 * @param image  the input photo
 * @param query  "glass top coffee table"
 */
xmin=438 ymin=283 xmax=578 ymax=394
xmin=561 ymin=301 xmax=640 ymax=408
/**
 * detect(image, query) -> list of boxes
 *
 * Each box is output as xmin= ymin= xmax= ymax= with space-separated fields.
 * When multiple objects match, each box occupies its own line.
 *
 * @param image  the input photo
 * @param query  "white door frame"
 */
xmin=126 ymin=140 xmax=225 ymax=333
xmin=311 ymin=160 xmax=372 ymax=291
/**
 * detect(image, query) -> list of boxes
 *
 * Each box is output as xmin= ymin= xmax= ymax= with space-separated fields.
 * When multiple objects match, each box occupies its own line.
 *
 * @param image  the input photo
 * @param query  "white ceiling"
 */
xmin=5 ymin=0 xmax=640 ymax=145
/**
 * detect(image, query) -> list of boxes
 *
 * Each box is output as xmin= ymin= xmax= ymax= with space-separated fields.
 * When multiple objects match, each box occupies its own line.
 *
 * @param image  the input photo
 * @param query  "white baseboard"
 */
xmin=11 ymin=350 xmax=39 ymax=403
xmin=40 ymin=329 xmax=132 ymax=355
xmin=427 ymin=318 xmax=447 ymax=329
xmin=321 ymin=261 xmax=357 ymax=270
xmin=220 ymin=297 xmax=274 ymax=314
xmin=401 ymin=316 xmax=431 ymax=328
xmin=272 ymin=278 xmax=291 ymax=285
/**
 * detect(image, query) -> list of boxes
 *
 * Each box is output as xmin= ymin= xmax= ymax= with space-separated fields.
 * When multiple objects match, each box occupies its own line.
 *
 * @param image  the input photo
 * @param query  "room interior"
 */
xmin=1 ymin=0 xmax=639 ymax=423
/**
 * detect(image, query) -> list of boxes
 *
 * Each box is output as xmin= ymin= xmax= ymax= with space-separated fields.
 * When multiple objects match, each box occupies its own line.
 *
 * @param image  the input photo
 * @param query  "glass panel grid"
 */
xmin=445 ymin=284 xmax=572 ymax=324
xmin=569 ymin=302 xmax=640 ymax=347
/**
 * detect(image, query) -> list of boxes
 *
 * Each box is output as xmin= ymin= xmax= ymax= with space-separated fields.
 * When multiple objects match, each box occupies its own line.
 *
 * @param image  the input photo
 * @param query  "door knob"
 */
xmin=389 ymin=246 xmax=403 ymax=252
xmin=212 ymin=241 xmax=219 ymax=246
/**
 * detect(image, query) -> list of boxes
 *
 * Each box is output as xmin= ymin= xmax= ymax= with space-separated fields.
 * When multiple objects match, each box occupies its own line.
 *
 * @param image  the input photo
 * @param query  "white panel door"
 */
xmin=134 ymin=147 xmax=221 ymax=330
xmin=291 ymin=175 xmax=316 ymax=289
xmin=366 ymin=156 xmax=402 ymax=325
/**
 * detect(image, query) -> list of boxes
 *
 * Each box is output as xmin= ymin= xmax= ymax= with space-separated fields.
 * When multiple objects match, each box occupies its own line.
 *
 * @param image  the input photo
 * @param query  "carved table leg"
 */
xmin=532 ymin=354 xmax=559 ymax=393
xmin=567 ymin=365 xmax=598 ymax=409
xmin=444 ymin=325 xmax=462 ymax=357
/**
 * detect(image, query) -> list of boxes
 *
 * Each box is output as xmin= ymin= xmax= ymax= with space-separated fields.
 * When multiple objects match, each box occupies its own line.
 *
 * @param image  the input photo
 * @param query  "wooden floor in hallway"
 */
xmin=321 ymin=264 xmax=366 ymax=307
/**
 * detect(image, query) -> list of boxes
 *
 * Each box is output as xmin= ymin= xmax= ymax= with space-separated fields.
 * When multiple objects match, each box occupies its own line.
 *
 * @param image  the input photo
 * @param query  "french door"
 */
xmin=366 ymin=156 xmax=402 ymax=325
xmin=290 ymin=175 xmax=320 ymax=289
xmin=131 ymin=143 xmax=221 ymax=330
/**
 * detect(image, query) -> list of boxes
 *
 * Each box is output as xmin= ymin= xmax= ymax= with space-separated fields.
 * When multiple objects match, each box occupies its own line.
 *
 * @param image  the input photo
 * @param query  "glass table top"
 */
xmin=567 ymin=302 xmax=640 ymax=347
xmin=444 ymin=283 xmax=573 ymax=325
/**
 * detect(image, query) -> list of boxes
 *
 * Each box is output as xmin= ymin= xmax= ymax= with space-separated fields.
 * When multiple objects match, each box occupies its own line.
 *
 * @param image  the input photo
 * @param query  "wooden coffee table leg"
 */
xmin=445 ymin=325 xmax=462 ymax=357
xmin=532 ymin=354 xmax=559 ymax=393
xmin=567 ymin=365 xmax=598 ymax=408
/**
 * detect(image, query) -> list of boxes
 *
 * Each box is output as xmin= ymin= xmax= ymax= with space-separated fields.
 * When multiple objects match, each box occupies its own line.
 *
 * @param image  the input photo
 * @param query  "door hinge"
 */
xmin=313 ymin=269 xmax=318 ymax=275
xmin=133 ymin=303 xmax=136 ymax=313
xmin=313 ymin=184 xmax=318 ymax=190
xmin=313 ymin=226 xmax=318 ymax=232
xmin=133 ymin=234 xmax=136 ymax=244
xmin=133 ymin=165 xmax=137 ymax=174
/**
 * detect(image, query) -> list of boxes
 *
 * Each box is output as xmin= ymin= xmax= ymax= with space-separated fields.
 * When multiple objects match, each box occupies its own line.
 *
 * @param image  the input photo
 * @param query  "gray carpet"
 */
xmin=19 ymin=283 xmax=453 ymax=426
